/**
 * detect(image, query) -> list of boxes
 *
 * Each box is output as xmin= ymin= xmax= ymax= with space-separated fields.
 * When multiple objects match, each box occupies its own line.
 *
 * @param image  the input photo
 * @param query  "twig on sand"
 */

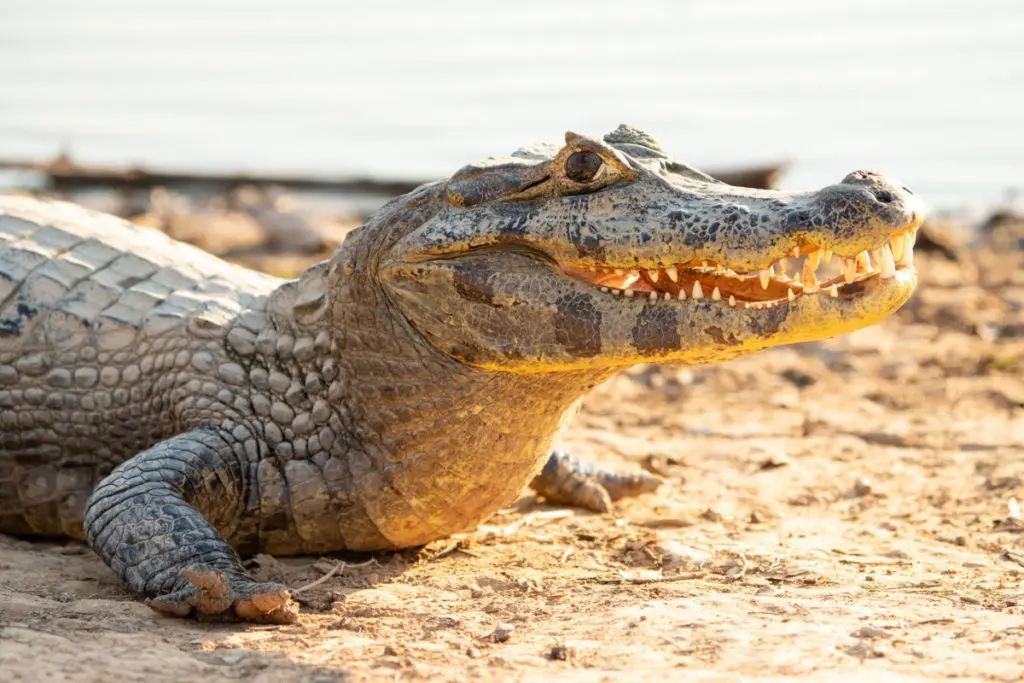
xmin=1003 ymin=549 xmax=1024 ymax=569
xmin=292 ymin=557 xmax=377 ymax=594
xmin=498 ymin=509 xmax=577 ymax=536
xmin=585 ymin=570 xmax=707 ymax=585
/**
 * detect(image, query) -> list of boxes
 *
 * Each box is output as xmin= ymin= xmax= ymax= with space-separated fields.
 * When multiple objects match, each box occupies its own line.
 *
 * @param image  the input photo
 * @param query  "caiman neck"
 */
xmin=324 ymin=221 xmax=613 ymax=548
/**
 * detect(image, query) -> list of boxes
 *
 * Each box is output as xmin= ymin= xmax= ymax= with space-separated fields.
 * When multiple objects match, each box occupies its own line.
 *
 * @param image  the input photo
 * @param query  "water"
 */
xmin=1 ymin=0 xmax=1022 ymax=211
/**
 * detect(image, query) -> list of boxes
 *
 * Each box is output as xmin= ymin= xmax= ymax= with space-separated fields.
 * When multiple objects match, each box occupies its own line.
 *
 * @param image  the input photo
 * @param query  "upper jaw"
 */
xmin=547 ymin=167 xmax=924 ymax=310
xmin=556 ymin=166 xmax=925 ymax=271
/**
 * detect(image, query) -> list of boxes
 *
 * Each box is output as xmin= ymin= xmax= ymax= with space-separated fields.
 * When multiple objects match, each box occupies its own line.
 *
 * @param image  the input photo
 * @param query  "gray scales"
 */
xmin=0 ymin=126 xmax=924 ymax=623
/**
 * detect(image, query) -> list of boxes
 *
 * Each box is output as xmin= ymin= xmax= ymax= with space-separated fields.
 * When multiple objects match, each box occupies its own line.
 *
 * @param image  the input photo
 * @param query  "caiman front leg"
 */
xmin=530 ymin=451 xmax=662 ymax=513
xmin=83 ymin=427 xmax=297 ymax=623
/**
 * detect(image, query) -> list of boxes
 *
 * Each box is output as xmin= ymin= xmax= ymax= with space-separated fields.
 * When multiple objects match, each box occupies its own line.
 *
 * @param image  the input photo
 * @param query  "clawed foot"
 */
xmin=530 ymin=451 xmax=663 ymax=513
xmin=148 ymin=567 xmax=299 ymax=624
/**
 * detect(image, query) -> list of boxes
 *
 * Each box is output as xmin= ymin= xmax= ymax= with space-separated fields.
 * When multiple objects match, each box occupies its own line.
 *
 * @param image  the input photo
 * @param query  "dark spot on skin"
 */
xmin=0 ymin=318 xmax=21 ymax=336
xmin=784 ymin=210 xmax=813 ymax=230
xmin=632 ymin=304 xmax=681 ymax=355
xmin=449 ymin=344 xmax=479 ymax=364
xmin=683 ymin=230 xmax=704 ymax=248
xmin=574 ymin=231 xmax=607 ymax=261
xmin=118 ymin=276 xmax=146 ymax=290
xmin=750 ymin=305 xmax=789 ymax=338
xmin=667 ymin=210 xmax=685 ymax=222
xmin=0 ymin=303 xmax=39 ymax=336
xmin=553 ymin=293 xmax=602 ymax=357
xmin=705 ymin=325 xmax=740 ymax=346
xmin=452 ymin=266 xmax=498 ymax=306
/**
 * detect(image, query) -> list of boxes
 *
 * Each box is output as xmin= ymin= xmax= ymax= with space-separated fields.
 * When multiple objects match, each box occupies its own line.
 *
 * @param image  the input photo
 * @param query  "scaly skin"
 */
xmin=0 ymin=126 xmax=924 ymax=623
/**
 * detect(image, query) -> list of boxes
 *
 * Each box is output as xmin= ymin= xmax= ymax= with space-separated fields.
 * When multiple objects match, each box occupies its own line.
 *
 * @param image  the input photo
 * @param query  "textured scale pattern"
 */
xmin=0 ymin=126 xmax=922 ymax=622
xmin=0 ymin=198 xmax=277 ymax=537
xmin=0 ymin=197 xmax=401 ymax=556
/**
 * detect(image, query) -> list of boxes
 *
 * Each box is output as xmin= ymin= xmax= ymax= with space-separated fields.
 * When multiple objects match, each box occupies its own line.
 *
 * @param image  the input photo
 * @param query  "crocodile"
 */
xmin=0 ymin=125 xmax=923 ymax=623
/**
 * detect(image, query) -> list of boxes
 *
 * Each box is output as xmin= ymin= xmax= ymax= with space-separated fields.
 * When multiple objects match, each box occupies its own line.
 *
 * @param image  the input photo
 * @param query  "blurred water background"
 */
xmin=1 ymin=0 xmax=1021 ymax=213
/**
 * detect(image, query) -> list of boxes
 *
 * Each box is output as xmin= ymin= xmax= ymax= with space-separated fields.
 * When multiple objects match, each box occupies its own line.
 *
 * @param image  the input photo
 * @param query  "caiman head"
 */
xmin=352 ymin=125 xmax=923 ymax=372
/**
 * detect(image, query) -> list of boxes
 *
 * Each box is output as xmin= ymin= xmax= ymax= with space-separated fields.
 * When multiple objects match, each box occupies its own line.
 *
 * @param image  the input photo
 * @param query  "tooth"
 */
xmin=692 ymin=281 xmax=703 ymax=299
xmin=793 ymin=246 xmax=800 ymax=258
xmin=871 ymin=248 xmax=885 ymax=270
xmin=856 ymin=251 xmax=873 ymax=273
xmin=776 ymin=259 xmax=787 ymax=276
xmin=787 ymin=288 xmax=795 ymax=302
xmin=711 ymin=286 xmax=721 ymax=301
xmin=744 ymin=302 xmax=751 ymax=309
xmin=729 ymin=295 xmax=736 ymax=307
xmin=906 ymin=229 xmax=917 ymax=249
xmin=648 ymin=269 xmax=660 ymax=283
xmin=649 ymin=291 xmax=658 ymax=301
xmin=664 ymin=291 xmax=672 ymax=300
xmin=842 ymin=258 xmax=857 ymax=283
xmin=624 ymin=289 xmax=634 ymax=298
xmin=890 ymin=233 xmax=905 ymax=262
xmin=807 ymin=250 xmax=821 ymax=271
xmin=601 ymin=287 xmax=610 ymax=293
xmin=715 ymin=264 xmax=724 ymax=275
xmin=829 ymin=284 xmax=839 ymax=298
xmin=677 ymin=288 xmax=686 ymax=300
xmin=759 ymin=269 xmax=771 ymax=290
xmin=793 ymin=269 xmax=802 ymax=285
xmin=899 ymin=241 xmax=914 ymax=267
xmin=612 ymin=289 xmax=621 ymax=295
xmin=802 ymin=261 xmax=819 ymax=293
xmin=614 ymin=268 xmax=624 ymax=275
xmin=879 ymin=244 xmax=896 ymax=279
xmin=701 ymin=260 xmax=708 ymax=268
xmin=665 ymin=265 xmax=679 ymax=282
xmin=822 ymin=249 xmax=833 ymax=265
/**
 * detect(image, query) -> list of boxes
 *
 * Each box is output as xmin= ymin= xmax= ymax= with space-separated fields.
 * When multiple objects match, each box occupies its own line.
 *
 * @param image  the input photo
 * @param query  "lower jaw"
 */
xmin=573 ymin=267 xmax=918 ymax=370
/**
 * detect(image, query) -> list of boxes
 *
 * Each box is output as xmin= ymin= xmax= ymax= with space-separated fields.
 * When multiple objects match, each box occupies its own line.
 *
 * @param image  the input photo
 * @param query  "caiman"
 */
xmin=0 ymin=126 xmax=923 ymax=623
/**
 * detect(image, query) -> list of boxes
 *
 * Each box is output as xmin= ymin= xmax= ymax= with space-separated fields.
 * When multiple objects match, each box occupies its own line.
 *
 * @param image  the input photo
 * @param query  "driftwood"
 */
xmin=0 ymin=155 xmax=421 ymax=196
xmin=0 ymin=155 xmax=787 ymax=193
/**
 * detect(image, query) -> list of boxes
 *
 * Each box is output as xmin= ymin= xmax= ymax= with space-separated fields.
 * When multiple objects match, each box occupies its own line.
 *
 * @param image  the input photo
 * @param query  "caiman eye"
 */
xmin=564 ymin=150 xmax=603 ymax=184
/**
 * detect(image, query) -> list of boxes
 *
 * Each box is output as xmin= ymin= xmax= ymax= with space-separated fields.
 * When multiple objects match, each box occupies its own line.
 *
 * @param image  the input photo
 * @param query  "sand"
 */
xmin=2 ymin=240 xmax=1023 ymax=682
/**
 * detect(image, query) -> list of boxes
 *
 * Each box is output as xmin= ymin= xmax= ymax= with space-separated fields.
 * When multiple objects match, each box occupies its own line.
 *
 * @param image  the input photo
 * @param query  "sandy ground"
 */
xmin=2 ymin=234 xmax=1023 ymax=682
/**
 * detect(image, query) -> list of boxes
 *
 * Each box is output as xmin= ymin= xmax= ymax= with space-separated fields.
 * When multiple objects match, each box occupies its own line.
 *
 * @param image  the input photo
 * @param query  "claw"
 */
xmin=530 ymin=451 xmax=663 ymax=513
xmin=148 ymin=566 xmax=297 ymax=623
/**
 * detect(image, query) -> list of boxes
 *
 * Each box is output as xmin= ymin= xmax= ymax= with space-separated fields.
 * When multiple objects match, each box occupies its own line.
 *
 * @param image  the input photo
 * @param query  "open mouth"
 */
xmin=560 ymin=226 xmax=918 ymax=309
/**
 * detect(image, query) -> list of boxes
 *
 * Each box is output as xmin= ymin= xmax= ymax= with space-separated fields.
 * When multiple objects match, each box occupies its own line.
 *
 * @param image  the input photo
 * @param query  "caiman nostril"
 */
xmin=873 ymin=190 xmax=896 ymax=204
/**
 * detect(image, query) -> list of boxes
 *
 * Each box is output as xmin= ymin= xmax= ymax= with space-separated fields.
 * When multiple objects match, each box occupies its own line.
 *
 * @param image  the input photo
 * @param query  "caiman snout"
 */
xmin=810 ymin=170 xmax=925 ymax=247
